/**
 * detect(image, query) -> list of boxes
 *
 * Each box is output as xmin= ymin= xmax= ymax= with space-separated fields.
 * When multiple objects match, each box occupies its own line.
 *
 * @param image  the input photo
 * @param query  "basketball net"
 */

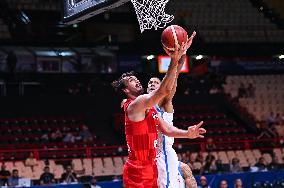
xmin=130 ymin=0 xmax=174 ymax=32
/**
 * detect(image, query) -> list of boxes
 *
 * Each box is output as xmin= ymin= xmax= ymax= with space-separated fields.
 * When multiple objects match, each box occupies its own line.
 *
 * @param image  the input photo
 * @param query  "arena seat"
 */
xmin=113 ymin=156 xmax=123 ymax=175
xmin=53 ymin=165 xmax=64 ymax=179
xmin=103 ymin=157 xmax=115 ymax=176
xmin=273 ymin=148 xmax=284 ymax=164
xmin=72 ymin=159 xmax=83 ymax=171
xmin=252 ymin=149 xmax=262 ymax=160
xmin=210 ymin=151 xmax=218 ymax=160
xmin=226 ymin=151 xmax=236 ymax=161
xmin=48 ymin=160 xmax=56 ymax=171
xmin=224 ymin=74 xmax=284 ymax=121
xmin=0 ymin=148 xmax=281 ymax=178
xmin=235 ymin=150 xmax=249 ymax=167
xmin=93 ymin=158 xmax=104 ymax=176
xmin=82 ymin=158 xmax=93 ymax=176
xmin=193 ymin=162 xmax=202 ymax=171
xmin=166 ymin=0 xmax=283 ymax=42
xmin=0 ymin=115 xmax=101 ymax=151
xmin=4 ymin=161 xmax=15 ymax=172
xmin=32 ymin=166 xmax=42 ymax=179
xmin=244 ymin=150 xmax=257 ymax=166
xmin=218 ymin=151 xmax=229 ymax=164
xmin=22 ymin=166 xmax=33 ymax=179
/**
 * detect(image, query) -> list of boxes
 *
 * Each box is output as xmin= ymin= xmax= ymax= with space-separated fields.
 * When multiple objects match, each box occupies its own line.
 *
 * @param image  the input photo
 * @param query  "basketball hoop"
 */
xmin=130 ymin=0 xmax=174 ymax=32
xmin=63 ymin=0 xmax=173 ymax=32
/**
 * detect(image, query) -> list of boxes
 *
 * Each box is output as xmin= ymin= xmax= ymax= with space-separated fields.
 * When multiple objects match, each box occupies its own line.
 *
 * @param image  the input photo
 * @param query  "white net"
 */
xmin=130 ymin=0 xmax=174 ymax=32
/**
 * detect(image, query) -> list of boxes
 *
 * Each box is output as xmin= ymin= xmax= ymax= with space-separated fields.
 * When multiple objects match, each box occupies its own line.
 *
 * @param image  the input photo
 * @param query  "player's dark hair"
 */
xmin=148 ymin=74 xmax=162 ymax=83
xmin=150 ymin=76 xmax=162 ymax=82
xmin=111 ymin=71 xmax=135 ymax=92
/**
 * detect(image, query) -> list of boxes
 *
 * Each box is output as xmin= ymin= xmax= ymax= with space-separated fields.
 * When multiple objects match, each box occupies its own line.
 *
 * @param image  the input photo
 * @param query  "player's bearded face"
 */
xmin=147 ymin=77 xmax=161 ymax=93
xmin=125 ymin=76 xmax=144 ymax=95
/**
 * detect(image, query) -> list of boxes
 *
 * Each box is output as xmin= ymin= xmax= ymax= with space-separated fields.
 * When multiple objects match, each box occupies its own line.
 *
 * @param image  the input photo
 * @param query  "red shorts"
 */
xmin=123 ymin=159 xmax=158 ymax=188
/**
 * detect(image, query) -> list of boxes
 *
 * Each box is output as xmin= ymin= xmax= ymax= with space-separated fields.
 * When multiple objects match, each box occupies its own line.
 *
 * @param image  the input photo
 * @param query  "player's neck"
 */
xmin=127 ymin=93 xmax=139 ymax=100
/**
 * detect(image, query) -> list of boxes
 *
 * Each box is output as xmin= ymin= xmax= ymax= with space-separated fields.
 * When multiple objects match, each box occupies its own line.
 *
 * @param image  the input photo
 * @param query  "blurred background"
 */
xmin=0 ymin=0 xmax=284 ymax=187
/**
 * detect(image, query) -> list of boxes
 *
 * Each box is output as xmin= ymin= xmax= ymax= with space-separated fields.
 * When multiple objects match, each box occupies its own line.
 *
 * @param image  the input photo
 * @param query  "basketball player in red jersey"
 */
xmin=112 ymin=42 xmax=206 ymax=188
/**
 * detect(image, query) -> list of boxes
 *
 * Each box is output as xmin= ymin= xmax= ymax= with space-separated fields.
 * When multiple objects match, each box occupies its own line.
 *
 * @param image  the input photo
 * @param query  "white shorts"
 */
xmin=157 ymin=145 xmax=185 ymax=188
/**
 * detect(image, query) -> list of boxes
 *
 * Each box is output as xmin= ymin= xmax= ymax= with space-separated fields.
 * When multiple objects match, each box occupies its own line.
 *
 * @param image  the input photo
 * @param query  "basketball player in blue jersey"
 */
xmin=147 ymin=31 xmax=198 ymax=188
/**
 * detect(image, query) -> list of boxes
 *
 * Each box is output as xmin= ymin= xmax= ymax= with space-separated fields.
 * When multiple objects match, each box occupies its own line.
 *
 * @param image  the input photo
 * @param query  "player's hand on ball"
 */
xmin=164 ymin=31 xmax=197 ymax=61
xmin=187 ymin=121 xmax=206 ymax=139
xmin=163 ymin=42 xmax=188 ymax=63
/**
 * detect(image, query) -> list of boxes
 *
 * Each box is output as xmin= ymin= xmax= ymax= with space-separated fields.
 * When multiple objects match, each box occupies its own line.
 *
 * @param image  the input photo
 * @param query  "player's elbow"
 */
xmin=158 ymin=87 xmax=172 ymax=97
xmin=164 ymin=130 xmax=175 ymax=137
xmin=160 ymin=126 xmax=173 ymax=137
xmin=165 ymin=84 xmax=174 ymax=93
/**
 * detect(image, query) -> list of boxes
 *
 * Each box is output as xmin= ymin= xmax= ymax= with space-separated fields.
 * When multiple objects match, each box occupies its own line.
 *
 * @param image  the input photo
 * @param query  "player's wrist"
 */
xmin=177 ymin=129 xmax=189 ymax=138
xmin=170 ymin=57 xmax=179 ymax=63
xmin=187 ymin=130 xmax=195 ymax=139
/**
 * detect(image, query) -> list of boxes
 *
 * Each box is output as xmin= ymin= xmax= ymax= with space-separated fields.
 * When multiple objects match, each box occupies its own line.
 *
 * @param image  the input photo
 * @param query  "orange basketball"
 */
xmin=161 ymin=25 xmax=188 ymax=51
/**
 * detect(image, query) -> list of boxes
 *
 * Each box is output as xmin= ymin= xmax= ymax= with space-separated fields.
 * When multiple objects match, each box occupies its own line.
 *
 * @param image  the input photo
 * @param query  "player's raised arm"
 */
xmin=159 ymin=54 xmax=186 ymax=113
xmin=163 ymin=31 xmax=196 ymax=104
xmin=128 ymin=42 xmax=188 ymax=114
xmin=159 ymin=116 xmax=206 ymax=139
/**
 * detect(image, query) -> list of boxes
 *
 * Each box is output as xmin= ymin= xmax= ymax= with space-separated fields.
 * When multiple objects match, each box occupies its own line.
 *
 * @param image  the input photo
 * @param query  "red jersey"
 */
xmin=123 ymin=99 xmax=159 ymax=188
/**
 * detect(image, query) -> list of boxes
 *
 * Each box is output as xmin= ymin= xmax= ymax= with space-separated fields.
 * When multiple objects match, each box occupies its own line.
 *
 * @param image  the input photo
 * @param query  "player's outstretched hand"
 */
xmin=187 ymin=121 xmax=206 ymax=139
xmin=184 ymin=31 xmax=196 ymax=52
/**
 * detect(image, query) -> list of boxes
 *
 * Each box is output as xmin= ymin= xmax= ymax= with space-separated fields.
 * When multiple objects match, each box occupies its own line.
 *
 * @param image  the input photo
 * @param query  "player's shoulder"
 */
xmin=127 ymin=94 xmax=149 ymax=112
xmin=137 ymin=93 xmax=151 ymax=99
xmin=130 ymin=94 xmax=151 ymax=105
xmin=121 ymin=99 xmax=128 ymax=108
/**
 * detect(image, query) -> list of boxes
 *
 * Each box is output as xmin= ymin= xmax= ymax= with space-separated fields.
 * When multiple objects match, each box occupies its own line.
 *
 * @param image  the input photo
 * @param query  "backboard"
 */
xmin=63 ymin=0 xmax=130 ymax=25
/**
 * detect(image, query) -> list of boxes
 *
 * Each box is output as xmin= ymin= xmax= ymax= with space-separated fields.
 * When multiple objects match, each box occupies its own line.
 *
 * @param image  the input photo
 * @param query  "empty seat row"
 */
xmin=224 ymin=75 xmax=284 ymax=121
xmin=4 ymin=148 xmax=282 ymax=179
xmin=179 ymin=148 xmax=283 ymax=168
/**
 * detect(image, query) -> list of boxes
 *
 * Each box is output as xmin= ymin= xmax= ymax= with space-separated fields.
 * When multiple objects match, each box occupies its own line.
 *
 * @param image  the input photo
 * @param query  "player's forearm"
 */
xmin=143 ymin=59 xmax=178 ymax=109
xmin=159 ymin=117 xmax=189 ymax=138
xmin=163 ymin=126 xmax=189 ymax=138
xmin=158 ymin=58 xmax=178 ymax=95
xmin=177 ymin=54 xmax=186 ymax=74
xmin=163 ymin=54 xmax=185 ymax=101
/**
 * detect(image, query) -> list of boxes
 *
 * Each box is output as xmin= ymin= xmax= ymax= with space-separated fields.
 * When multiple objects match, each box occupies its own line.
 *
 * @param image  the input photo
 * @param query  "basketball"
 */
xmin=161 ymin=25 xmax=188 ymax=51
